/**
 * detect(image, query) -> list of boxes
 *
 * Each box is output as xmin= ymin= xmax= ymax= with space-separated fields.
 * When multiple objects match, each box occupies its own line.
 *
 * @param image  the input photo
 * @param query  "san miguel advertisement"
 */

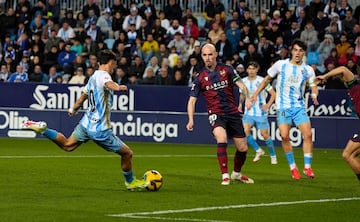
xmin=0 ymin=83 xmax=358 ymax=148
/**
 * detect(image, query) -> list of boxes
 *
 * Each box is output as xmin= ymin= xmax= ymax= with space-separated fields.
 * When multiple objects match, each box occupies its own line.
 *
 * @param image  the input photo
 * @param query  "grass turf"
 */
xmin=0 ymin=138 xmax=359 ymax=222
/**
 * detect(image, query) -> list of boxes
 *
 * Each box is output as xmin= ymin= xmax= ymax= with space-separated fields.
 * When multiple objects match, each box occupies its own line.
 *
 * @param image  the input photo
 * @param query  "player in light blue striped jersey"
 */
xmin=241 ymin=61 xmax=277 ymax=164
xmin=22 ymin=50 xmax=149 ymax=190
xmin=251 ymin=39 xmax=319 ymax=180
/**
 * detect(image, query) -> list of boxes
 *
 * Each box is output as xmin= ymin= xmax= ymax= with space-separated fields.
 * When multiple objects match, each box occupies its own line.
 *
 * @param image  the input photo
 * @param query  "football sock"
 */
xmin=304 ymin=153 xmax=312 ymax=169
xmin=43 ymin=128 xmax=58 ymax=140
xmin=234 ymin=150 xmax=247 ymax=172
xmin=265 ymin=138 xmax=276 ymax=157
xmin=356 ymin=174 xmax=360 ymax=181
xmin=217 ymin=143 xmax=228 ymax=174
xmin=285 ymin=151 xmax=296 ymax=169
xmin=246 ymin=135 xmax=261 ymax=151
xmin=123 ymin=170 xmax=134 ymax=184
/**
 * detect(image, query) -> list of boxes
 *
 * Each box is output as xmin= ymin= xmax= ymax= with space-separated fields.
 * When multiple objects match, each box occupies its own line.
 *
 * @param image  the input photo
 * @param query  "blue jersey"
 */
xmin=190 ymin=63 xmax=241 ymax=115
xmin=242 ymin=75 xmax=272 ymax=117
xmin=267 ymin=59 xmax=315 ymax=110
xmin=80 ymin=70 xmax=113 ymax=132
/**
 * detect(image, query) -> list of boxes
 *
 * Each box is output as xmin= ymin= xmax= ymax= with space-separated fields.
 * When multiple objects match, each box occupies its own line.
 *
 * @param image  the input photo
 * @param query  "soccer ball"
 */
xmin=143 ymin=170 xmax=163 ymax=191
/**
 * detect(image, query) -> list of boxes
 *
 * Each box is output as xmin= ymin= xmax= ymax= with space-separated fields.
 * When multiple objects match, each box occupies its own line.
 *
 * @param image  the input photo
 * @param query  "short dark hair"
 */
xmin=98 ymin=50 xmax=117 ymax=65
xmin=248 ymin=61 xmax=260 ymax=68
xmin=291 ymin=39 xmax=307 ymax=52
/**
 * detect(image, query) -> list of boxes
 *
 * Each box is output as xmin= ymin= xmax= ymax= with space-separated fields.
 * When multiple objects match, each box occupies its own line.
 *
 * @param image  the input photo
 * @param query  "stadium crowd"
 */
xmin=0 ymin=0 xmax=359 ymax=88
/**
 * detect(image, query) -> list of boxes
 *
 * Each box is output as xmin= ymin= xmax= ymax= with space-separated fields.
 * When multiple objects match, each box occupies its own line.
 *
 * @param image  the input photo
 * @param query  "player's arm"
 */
xmin=68 ymin=93 xmax=88 ymax=116
xmin=105 ymin=80 xmax=128 ymax=91
xmin=252 ymin=75 xmax=273 ymax=103
xmin=186 ymin=96 xmax=197 ymax=131
xmin=263 ymin=85 xmax=275 ymax=111
xmin=316 ymin=66 xmax=355 ymax=84
xmin=234 ymin=78 xmax=252 ymax=110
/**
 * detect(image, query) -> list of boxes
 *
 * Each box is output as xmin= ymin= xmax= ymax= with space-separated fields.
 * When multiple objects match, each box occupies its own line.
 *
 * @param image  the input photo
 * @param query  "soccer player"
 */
xmin=251 ymin=39 xmax=319 ymax=180
xmin=315 ymin=66 xmax=360 ymax=181
xmin=22 ymin=50 xmax=149 ymax=190
xmin=241 ymin=61 xmax=278 ymax=164
xmin=186 ymin=43 xmax=254 ymax=185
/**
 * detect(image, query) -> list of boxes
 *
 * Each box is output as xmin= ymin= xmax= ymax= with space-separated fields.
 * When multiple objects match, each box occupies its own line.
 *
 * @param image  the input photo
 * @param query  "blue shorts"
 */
xmin=242 ymin=114 xmax=270 ymax=130
xmin=72 ymin=124 xmax=123 ymax=152
xmin=276 ymin=107 xmax=310 ymax=126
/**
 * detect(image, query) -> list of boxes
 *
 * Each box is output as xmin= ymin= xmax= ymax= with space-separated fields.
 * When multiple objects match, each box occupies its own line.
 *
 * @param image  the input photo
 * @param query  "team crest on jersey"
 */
xmin=205 ymin=76 xmax=209 ymax=81
xmin=219 ymin=69 xmax=226 ymax=76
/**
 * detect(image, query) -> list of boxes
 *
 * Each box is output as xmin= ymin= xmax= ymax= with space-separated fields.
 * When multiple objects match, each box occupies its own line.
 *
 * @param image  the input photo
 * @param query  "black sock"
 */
xmin=356 ymin=173 xmax=360 ymax=181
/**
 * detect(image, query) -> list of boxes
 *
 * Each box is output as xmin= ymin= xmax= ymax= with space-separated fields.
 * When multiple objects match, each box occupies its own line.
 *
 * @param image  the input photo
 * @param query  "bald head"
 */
xmin=201 ymin=44 xmax=218 ymax=70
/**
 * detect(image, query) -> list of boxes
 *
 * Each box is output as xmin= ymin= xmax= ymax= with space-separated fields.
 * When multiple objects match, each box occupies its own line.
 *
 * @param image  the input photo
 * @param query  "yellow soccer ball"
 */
xmin=143 ymin=170 xmax=163 ymax=191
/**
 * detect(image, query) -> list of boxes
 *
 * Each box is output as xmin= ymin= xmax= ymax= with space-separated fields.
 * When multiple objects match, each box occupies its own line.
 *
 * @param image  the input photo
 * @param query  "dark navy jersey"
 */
xmin=190 ymin=63 xmax=241 ymax=115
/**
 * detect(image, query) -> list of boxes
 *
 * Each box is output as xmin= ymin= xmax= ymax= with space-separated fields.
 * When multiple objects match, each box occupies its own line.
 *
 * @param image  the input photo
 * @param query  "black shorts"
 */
xmin=208 ymin=113 xmax=245 ymax=138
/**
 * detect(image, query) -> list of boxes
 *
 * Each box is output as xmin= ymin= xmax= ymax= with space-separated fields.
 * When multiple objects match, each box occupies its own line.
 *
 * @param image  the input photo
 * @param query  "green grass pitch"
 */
xmin=0 ymin=138 xmax=359 ymax=222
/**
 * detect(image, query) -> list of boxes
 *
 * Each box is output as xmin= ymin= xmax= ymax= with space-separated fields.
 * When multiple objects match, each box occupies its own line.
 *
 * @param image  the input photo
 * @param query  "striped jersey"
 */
xmin=243 ymin=75 xmax=272 ymax=117
xmin=268 ymin=59 xmax=315 ymax=110
xmin=190 ymin=63 xmax=241 ymax=115
xmin=80 ymin=70 xmax=113 ymax=132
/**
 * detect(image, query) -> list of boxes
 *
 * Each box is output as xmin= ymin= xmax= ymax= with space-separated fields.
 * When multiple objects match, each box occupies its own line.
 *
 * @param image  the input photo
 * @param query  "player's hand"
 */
xmin=250 ymin=95 xmax=257 ymax=103
xmin=118 ymin=85 xmax=128 ymax=91
xmin=68 ymin=108 xmax=78 ymax=116
xmin=262 ymin=104 xmax=270 ymax=111
xmin=245 ymin=98 xmax=252 ymax=110
xmin=186 ymin=121 xmax=194 ymax=131
xmin=314 ymin=75 xmax=327 ymax=85
xmin=312 ymin=97 xmax=319 ymax=105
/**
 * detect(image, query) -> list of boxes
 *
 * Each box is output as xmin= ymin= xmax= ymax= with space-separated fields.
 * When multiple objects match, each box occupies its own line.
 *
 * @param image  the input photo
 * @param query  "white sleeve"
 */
xmin=267 ymin=60 xmax=283 ymax=78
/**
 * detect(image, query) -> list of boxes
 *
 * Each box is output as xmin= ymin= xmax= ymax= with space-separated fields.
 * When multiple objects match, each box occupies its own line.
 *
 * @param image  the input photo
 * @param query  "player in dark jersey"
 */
xmin=316 ymin=66 xmax=360 ymax=181
xmin=186 ymin=43 xmax=254 ymax=185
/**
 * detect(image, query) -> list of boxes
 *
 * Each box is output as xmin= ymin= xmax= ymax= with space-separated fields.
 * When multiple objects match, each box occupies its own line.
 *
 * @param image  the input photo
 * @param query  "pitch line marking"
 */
xmin=0 ymin=154 xmax=214 ymax=159
xmin=107 ymin=197 xmax=360 ymax=221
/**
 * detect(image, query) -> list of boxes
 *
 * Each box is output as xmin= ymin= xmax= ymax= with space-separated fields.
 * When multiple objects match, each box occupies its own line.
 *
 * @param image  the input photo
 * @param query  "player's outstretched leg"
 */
xmin=342 ymin=139 xmax=360 ymax=181
xmin=265 ymin=138 xmax=278 ymax=164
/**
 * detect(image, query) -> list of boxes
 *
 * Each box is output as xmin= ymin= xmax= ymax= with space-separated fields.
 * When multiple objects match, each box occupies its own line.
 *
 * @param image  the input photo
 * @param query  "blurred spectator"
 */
xmin=86 ymin=22 xmax=103 ymax=43
xmin=215 ymin=32 xmax=232 ymax=63
xmin=268 ymin=0 xmax=288 ymax=19
xmin=268 ymin=10 xmax=282 ymax=28
xmin=185 ymin=54 xmax=199 ymax=86
xmin=87 ymin=54 xmax=99 ymax=70
xmin=82 ymin=0 xmax=100 ymax=19
xmin=137 ymin=19 xmax=151 ymax=42
xmin=31 ymin=33 xmax=45 ymax=53
xmin=166 ymin=19 xmax=184 ymax=42
xmin=122 ymin=3 xmax=142 ymax=32
xmin=44 ymin=28 xmax=59 ymax=53
xmin=68 ymin=67 xmax=86 ymax=84
xmin=283 ymin=21 xmax=301 ymax=48
xmin=235 ymin=63 xmax=246 ymax=78
xmin=155 ymin=67 xmax=173 ymax=85
xmin=43 ymin=45 xmax=59 ymax=73
xmin=293 ymin=0 xmax=309 ymax=21
xmin=113 ymin=66 xmax=128 ymax=85
xmin=243 ymin=43 xmax=262 ymax=69
xmin=155 ymin=43 xmax=170 ymax=64
xmin=316 ymin=34 xmax=335 ymax=66
xmin=28 ymin=64 xmax=44 ymax=82
xmin=325 ymin=22 xmax=341 ymax=44
xmin=300 ymin=21 xmax=319 ymax=52
xmin=336 ymin=33 xmax=351 ymax=57
xmin=0 ymin=63 xmax=10 ymax=82
xmin=45 ymin=65 xmax=59 ymax=83
xmin=140 ymin=66 xmax=156 ymax=85
xmin=347 ymin=24 xmax=360 ymax=45
xmin=203 ymin=0 xmax=225 ymax=28
xmin=28 ymin=54 xmax=41 ymax=74
xmin=158 ymin=10 xmax=170 ymax=30
xmin=44 ymin=0 xmax=60 ymax=24
xmin=16 ymin=32 xmax=30 ymax=53
xmin=279 ymin=10 xmax=293 ymax=33
xmin=151 ymin=17 xmax=167 ymax=44
xmin=164 ymin=0 xmax=182 ymax=21
xmin=60 ymin=9 xmax=76 ymax=28
xmin=57 ymin=42 xmax=76 ymax=74
xmin=181 ymin=8 xmax=198 ymax=27
xmin=141 ymin=33 xmax=159 ymax=64
xmin=338 ymin=44 xmax=358 ymax=66
xmin=41 ymin=18 xmax=59 ymax=43
xmin=19 ymin=52 xmax=30 ymax=73
xmin=31 ymin=0 xmax=46 ymax=19
xmin=167 ymin=32 xmax=187 ymax=57
xmin=341 ymin=9 xmax=357 ymax=34
xmin=75 ymin=12 xmax=86 ymax=29
xmin=226 ymin=20 xmax=241 ymax=55
xmin=313 ymin=10 xmax=331 ymax=42
xmin=234 ymin=0 xmax=249 ymax=23
xmin=257 ymin=10 xmax=270 ymax=29
xmin=112 ymin=11 xmax=124 ymax=40
xmin=238 ymin=23 xmax=255 ymax=52
xmin=183 ymin=18 xmax=200 ymax=43
xmin=128 ymin=55 xmax=145 ymax=80
xmin=172 ymin=69 xmax=186 ymax=85
xmin=208 ymin=22 xmax=224 ymax=45
xmin=111 ymin=0 xmax=128 ymax=17
xmin=240 ymin=8 xmax=255 ymax=30
xmin=8 ymin=65 xmax=28 ymax=82
xmin=337 ymin=0 xmax=352 ymax=20
xmin=354 ymin=4 xmax=360 ymax=22
xmin=355 ymin=36 xmax=360 ymax=57
xmin=308 ymin=0 xmax=326 ymax=20
xmin=114 ymin=42 xmax=130 ymax=62
xmin=97 ymin=7 xmax=114 ymax=39
xmin=143 ymin=56 xmax=159 ymax=78
xmin=4 ymin=7 xmax=17 ymax=37
xmin=323 ymin=0 xmax=338 ymax=18
xmin=329 ymin=12 xmax=342 ymax=32
xmin=4 ymin=44 xmax=16 ymax=61
xmin=75 ymin=24 xmax=87 ymax=43
xmin=167 ymin=46 xmax=178 ymax=68
xmin=84 ymin=9 xmax=98 ymax=30
xmin=139 ymin=0 xmax=157 ymax=21
xmin=324 ymin=48 xmax=339 ymax=68
xmin=209 ymin=13 xmax=225 ymax=31
xmin=266 ymin=22 xmax=282 ymax=45
xmin=57 ymin=21 xmax=75 ymax=42
xmin=346 ymin=57 xmax=358 ymax=75
xmin=17 ymin=4 xmax=31 ymax=26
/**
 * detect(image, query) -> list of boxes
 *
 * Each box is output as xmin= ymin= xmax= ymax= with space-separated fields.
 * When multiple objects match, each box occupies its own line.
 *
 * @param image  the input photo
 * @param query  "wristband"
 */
xmin=68 ymin=108 xmax=78 ymax=115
